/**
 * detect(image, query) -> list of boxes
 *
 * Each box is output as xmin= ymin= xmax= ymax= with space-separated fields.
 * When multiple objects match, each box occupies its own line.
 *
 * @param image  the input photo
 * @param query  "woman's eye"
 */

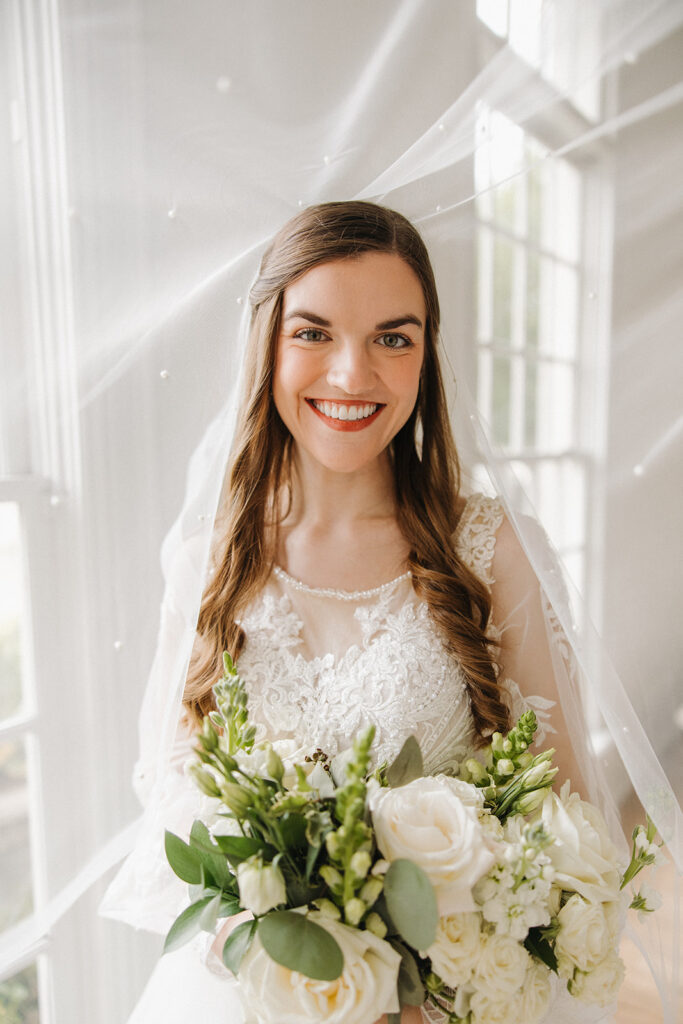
xmin=377 ymin=333 xmax=411 ymax=349
xmin=294 ymin=328 xmax=327 ymax=342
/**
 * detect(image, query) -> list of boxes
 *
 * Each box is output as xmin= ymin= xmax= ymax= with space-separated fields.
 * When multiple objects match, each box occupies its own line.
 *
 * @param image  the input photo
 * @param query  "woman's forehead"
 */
xmin=282 ymin=252 xmax=426 ymax=326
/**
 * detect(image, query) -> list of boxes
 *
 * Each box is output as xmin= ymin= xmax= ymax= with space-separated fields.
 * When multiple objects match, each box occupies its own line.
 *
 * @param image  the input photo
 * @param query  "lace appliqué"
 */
xmin=454 ymin=493 xmax=505 ymax=584
xmin=239 ymin=580 xmax=474 ymax=774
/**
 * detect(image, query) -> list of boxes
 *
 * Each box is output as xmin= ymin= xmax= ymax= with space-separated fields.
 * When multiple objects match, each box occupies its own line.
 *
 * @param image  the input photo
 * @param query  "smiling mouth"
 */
xmin=305 ymin=398 xmax=385 ymax=431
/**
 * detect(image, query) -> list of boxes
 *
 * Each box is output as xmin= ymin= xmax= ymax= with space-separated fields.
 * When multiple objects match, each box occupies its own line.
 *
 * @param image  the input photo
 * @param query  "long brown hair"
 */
xmin=184 ymin=201 xmax=510 ymax=742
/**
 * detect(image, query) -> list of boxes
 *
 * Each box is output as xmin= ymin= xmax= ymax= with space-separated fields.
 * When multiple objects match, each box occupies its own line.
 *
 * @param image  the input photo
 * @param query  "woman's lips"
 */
xmin=305 ymin=398 xmax=385 ymax=432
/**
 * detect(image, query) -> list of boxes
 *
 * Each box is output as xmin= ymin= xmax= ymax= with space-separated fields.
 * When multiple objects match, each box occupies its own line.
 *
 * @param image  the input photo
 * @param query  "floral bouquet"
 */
xmin=164 ymin=653 xmax=664 ymax=1024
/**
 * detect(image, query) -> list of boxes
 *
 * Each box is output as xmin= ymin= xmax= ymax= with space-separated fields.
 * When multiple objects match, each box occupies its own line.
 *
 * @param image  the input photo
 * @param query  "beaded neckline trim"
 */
xmin=273 ymin=565 xmax=411 ymax=601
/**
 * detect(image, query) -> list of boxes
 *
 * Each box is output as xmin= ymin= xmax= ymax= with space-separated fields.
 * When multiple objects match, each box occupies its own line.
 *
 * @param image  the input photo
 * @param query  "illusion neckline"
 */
xmin=272 ymin=564 xmax=412 ymax=601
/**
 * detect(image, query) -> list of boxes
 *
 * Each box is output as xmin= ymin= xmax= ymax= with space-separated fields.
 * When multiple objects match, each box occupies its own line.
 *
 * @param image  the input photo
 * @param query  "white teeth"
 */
xmin=311 ymin=400 xmax=378 ymax=421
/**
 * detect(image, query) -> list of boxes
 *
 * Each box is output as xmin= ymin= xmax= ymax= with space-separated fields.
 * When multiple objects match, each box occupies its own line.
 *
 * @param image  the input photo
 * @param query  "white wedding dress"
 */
xmin=121 ymin=493 xmax=607 ymax=1024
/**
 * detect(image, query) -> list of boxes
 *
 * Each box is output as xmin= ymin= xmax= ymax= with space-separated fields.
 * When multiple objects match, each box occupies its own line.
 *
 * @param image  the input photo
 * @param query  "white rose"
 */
xmin=470 ymin=987 xmax=520 ymax=1024
xmin=426 ymin=912 xmax=483 ymax=988
xmin=238 ymin=912 xmax=401 ymax=1024
xmin=519 ymin=962 xmax=554 ymax=1024
xmin=555 ymin=894 xmax=615 ymax=977
xmin=473 ymin=932 xmax=531 ymax=995
xmin=533 ymin=783 xmax=622 ymax=902
xmin=369 ymin=775 xmax=497 ymax=914
xmin=568 ymin=951 xmax=625 ymax=1008
xmin=237 ymin=858 xmax=286 ymax=916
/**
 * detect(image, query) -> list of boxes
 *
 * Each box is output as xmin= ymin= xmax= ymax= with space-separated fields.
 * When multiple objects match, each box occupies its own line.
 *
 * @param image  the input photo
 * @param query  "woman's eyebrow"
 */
xmin=283 ymin=310 xmax=331 ymax=326
xmin=283 ymin=310 xmax=423 ymax=330
xmin=375 ymin=314 xmax=423 ymax=330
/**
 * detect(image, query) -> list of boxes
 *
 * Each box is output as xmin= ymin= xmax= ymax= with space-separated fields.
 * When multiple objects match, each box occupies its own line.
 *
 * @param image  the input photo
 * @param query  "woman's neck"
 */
xmin=283 ymin=446 xmax=397 ymax=530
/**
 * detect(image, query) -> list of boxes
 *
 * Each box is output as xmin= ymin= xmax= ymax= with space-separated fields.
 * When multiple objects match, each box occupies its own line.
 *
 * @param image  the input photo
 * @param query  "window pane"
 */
xmin=0 ymin=502 xmax=26 ymax=721
xmin=0 ymin=962 xmax=40 ymax=1023
xmin=0 ymin=736 xmax=33 ymax=930
xmin=536 ymin=360 xmax=575 ymax=452
xmin=492 ymin=355 xmax=511 ymax=446
xmin=476 ymin=0 xmax=508 ymax=38
xmin=492 ymin=236 xmax=515 ymax=344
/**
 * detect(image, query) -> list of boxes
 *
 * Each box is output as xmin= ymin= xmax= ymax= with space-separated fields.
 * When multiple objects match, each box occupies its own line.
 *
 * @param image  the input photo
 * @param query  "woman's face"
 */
xmin=273 ymin=251 xmax=426 ymax=476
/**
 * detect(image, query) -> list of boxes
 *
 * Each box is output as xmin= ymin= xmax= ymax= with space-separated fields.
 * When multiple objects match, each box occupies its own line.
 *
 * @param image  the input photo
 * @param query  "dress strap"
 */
xmin=453 ymin=493 xmax=505 ymax=586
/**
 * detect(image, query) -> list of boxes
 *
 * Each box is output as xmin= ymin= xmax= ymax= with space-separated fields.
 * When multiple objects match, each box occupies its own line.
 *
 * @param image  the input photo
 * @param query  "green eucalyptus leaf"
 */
xmin=222 ymin=918 xmax=258 ymax=976
xmin=163 ymin=896 xmax=215 ymax=953
xmin=199 ymin=892 xmax=222 ymax=932
xmin=383 ymin=859 xmax=437 ymax=950
xmin=386 ymin=736 xmax=424 ymax=789
xmin=214 ymin=835 xmax=267 ymax=863
xmin=189 ymin=821 xmax=236 ymax=890
xmin=392 ymin=940 xmax=425 ymax=1006
xmin=259 ymin=911 xmax=344 ymax=981
xmin=218 ymin=894 xmax=244 ymax=917
xmin=165 ymin=831 xmax=203 ymax=884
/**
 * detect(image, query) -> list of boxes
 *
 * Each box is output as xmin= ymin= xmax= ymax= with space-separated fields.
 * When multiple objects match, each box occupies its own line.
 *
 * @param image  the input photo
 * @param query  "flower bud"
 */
xmin=496 ymin=758 xmax=515 ymax=777
xmin=518 ymin=751 xmax=533 ymax=769
xmin=221 ymin=782 xmax=253 ymax=816
xmin=314 ymin=898 xmax=342 ymax=920
xmin=319 ymin=865 xmax=344 ymax=892
xmin=516 ymin=786 xmax=552 ymax=815
xmin=350 ymin=850 xmax=372 ymax=879
xmin=188 ymin=765 xmax=221 ymax=798
xmin=371 ymin=858 xmax=390 ymax=876
xmin=365 ymin=912 xmax=387 ymax=938
xmin=344 ymin=897 xmax=366 ymax=926
xmin=463 ymin=758 xmax=489 ymax=785
xmin=325 ymin=831 xmax=341 ymax=859
xmin=360 ymin=877 xmax=384 ymax=906
xmin=237 ymin=858 xmax=286 ymax=916
xmin=266 ymin=746 xmax=284 ymax=784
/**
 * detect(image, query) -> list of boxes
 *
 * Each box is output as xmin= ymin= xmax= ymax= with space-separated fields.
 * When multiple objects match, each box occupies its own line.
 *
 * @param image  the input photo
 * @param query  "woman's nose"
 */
xmin=326 ymin=342 xmax=377 ymax=394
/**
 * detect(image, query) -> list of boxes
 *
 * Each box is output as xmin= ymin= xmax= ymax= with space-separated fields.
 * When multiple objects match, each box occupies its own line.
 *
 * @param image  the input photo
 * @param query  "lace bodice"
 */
xmin=236 ymin=493 xmax=506 ymax=775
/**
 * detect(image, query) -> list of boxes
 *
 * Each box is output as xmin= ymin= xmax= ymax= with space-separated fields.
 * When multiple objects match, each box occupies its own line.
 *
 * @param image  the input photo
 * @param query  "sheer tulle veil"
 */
xmin=1 ymin=1 xmax=680 ymax=1020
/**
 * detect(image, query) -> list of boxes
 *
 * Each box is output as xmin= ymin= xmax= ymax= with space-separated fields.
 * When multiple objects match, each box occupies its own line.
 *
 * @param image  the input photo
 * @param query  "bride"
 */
xmin=121 ymin=201 xmax=608 ymax=1023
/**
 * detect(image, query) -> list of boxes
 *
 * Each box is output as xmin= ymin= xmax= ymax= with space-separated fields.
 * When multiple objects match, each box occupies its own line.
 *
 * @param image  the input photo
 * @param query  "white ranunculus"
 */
xmin=369 ymin=775 xmax=497 ymax=914
xmin=237 ymin=912 xmax=401 ymax=1024
xmin=237 ymin=858 xmax=286 ymax=916
xmin=555 ymin=894 xmax=615 ymax=977
xmin=519 ymin=962 xmax=554 ymax=1024
xmin=568 ymin=951 xmax=625 ymax=1008
xmin=426 ymin=912 xmax=483 ymax=988
xmin=472 ymin=932 xmax=531 ymax=995
xmin=533 ymin=782 xmax=622 ymax=903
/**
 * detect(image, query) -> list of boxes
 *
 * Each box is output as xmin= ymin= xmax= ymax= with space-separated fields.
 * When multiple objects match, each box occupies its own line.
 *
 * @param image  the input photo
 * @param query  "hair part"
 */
xmin=184 ymin=201 xmax=510 ymax=743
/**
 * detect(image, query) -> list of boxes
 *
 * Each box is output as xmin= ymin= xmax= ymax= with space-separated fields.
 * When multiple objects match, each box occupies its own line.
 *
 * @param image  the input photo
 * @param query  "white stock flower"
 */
xmin=426 ymin=912 xmax=483 ymax=988
xmin=568 ymin=951 xmax=625 ymax=1008
xmin=369 ymin=775 xmax=497 ymax=914
xmin=555 ymin=895 xmax=616 ymax=978
xmin=533 ymin=782 xmax=622 ymax=902
xmin=237 ymin=858 xmax=286 ymax=916
xmin=237 ymin=912 xmax=401 ymax=1024
xmin=472 ymin=931 xmax=531 ymax=995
